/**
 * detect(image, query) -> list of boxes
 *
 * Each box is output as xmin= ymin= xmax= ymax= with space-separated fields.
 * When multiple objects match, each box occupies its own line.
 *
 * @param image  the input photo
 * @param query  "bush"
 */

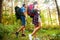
xmin=0 ymin=23 xmax=20 ymax=40
xmin=0 ymin=23 xmax=5 ymax=40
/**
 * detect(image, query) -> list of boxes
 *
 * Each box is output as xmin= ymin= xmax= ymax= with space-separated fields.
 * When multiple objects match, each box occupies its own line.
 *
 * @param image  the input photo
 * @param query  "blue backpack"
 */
xmin=15 ymin=6 xmax=24 ymax=19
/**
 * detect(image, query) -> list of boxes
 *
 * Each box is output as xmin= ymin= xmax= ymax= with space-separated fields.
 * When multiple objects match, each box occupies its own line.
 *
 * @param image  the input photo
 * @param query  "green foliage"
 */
xmin=26 ymin=16 xmax=34 ymax=31
xmin=40 ymin=13 xmax=45 ymax=22
xmin=44 ymin=0 xmax=50 ymax=3
xmin=0 ymin=23 xmax=4 ymax=40
xmin=2 ymin=13 xmax=17 ymax=25
xmin=0 ymin=23 xmax=20 ymax=40
xmin=0 ymin=23 xmax=60 ymax=40
xmin=1 ymin=7 xmax=60 ymax=40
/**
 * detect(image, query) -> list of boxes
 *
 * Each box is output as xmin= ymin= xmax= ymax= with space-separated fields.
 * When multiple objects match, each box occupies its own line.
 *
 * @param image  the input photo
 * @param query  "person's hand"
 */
xmin=25 ymin=17 xmax=27 ymax=21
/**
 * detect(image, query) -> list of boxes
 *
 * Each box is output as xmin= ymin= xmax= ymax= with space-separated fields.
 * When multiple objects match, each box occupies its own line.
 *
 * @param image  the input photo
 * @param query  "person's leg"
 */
xmin=16 ymin=25 xmax=25 ymax=33
xmin=32 ymin=23 xmax=41 ymax=40
xmin=21 ymin=26 xmax=25 ymax=34
xmin=16 ymin=26 xmax=26 ymax=36
xmin=29 ymin=23 xmax=41 ymax=40
xmin=31 ymin=23 xmax=41 ymax=36
xmin=21 ymin=16 xmax=26 ymax=36
xmin=29 ymin=14 xmax=41 ymax=40
xmin=16 ymin=26 xmax=25 ymax=37
xmin=32 ymin=14 xmax=41 ymax=36
xmin=16 ymin=16 xmax=26 ymax=37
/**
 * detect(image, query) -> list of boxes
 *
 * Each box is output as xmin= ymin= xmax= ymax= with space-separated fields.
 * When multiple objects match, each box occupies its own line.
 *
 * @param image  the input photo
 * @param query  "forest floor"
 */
xmin=2 ymin=28 xmax=60 ymax=40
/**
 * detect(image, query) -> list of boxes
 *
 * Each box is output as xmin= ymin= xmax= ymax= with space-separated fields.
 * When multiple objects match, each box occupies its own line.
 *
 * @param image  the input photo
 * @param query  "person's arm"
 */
xmin=24 ymin=11 xmax=27 ymax=18
xmin=24 ymin=7 xmax=27 ymax=17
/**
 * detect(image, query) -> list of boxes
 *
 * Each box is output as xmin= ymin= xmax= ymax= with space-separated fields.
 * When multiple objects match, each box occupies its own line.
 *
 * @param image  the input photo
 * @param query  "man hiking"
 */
xmin=15 ymin=4 xmax=27 ymax=37
xmin=27 ymin=1 xmax=42 ymax=40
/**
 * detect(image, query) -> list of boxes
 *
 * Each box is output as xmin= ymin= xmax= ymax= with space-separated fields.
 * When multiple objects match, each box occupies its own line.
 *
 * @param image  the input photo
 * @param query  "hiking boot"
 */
xmin=15 ymin=32 xmax=19 ymax=37
xmin=29 ymin=34 xmax=32 ymax=40
xmin=22 ymin=34 xmax=26 ymax=37
xmin=34 ymin=38 xmax=39 ymax=40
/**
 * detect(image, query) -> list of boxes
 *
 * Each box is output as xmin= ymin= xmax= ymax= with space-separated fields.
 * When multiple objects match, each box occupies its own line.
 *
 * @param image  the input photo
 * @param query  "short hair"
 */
xmin=33 ymin=1 xmax=37 ymax=5
xmin=23 ymin=4 xmax=25 ymax=7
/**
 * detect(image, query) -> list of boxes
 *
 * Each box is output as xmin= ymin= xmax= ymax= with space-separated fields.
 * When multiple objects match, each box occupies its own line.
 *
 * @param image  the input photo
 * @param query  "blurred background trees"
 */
xmin=0 ymin=0 xmax=3 ymax=23
xmin=0 ymin=0 xmax=60 ymax=26
xmin=0 ymin=0 xmax=60 ymax=40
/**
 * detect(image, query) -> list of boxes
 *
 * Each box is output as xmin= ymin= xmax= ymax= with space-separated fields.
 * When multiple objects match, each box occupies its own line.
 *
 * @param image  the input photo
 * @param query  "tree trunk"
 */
xmin=48 ymin=7 xmax=52 ymax=25
xmin=55 ymin=0 xmax=60 ymax=25
xmin=0 ymin=0 xmax=3 ymax=23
